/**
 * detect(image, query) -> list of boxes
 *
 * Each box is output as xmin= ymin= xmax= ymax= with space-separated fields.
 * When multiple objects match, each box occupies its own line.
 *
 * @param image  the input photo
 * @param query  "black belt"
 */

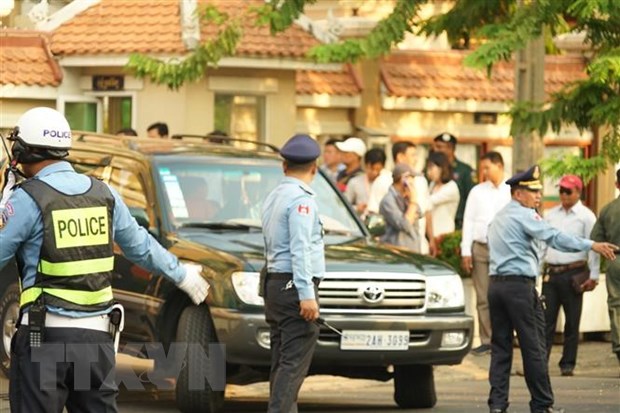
xmin=547 ymin=261 xmax=587 ymax=274
xmin=490 ymin=275 xmax=536 ymax=284
xmin=267 ymin=272 xmax=321 ymax=286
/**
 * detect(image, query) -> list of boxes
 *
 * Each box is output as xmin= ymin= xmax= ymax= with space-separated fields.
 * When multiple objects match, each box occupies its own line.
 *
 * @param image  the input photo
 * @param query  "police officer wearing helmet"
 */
xmin=261 ymin=134 xmax=325 ymax=413
xmin=486 ymin=165 xmax=617 ymax=413
xmin=0 ymin=107 xmax=210 ymax=412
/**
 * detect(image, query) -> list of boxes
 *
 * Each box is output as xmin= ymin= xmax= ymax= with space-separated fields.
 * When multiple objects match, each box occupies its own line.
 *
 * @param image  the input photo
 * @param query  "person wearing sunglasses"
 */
xmin=541 ymin=175 xmax=599 ymax=377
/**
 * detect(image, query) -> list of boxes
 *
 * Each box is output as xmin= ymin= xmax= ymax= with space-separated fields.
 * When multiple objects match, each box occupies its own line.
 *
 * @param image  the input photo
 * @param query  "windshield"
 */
xmin=153 ymin=156 xmax=364 ymax=237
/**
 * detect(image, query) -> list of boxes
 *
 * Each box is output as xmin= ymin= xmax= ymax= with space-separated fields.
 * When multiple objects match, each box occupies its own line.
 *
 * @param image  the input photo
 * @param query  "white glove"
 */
xmin=178 ymin=263 xmax=210 ymax=305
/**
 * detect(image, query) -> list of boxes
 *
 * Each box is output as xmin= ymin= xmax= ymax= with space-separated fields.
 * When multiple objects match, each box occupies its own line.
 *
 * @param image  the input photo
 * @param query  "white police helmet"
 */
xmin=14 ymin=107 xmax=72 ymax=150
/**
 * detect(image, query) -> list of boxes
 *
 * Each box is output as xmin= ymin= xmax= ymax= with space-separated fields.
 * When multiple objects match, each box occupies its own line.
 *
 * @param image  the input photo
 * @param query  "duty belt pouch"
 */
xmin=108 ymin=303 xmax=125 ymax=354
xmin=28 ymin=300 xmax=46 ymax=348
xmin=570 ymin=269 xmax=590 ymax=295
xmin=258 ymin=263 xmax=267 ymax=298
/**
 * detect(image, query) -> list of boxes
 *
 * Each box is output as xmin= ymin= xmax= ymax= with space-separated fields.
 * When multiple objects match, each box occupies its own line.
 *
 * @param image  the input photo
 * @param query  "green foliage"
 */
xmin=541 ymin=153 xmax=608 ymax=183
xmin=434 ymin=0 xmax=620 ymax=179
xmin=308 ymin=0 xmax=419 ymax=63
xmin=421 ymin=0 xmax=515 ymax=49
xmin=436 ymin=231 xmax=468 ymax=278
xmin=254 ymin=0 xmax=317 ymax=34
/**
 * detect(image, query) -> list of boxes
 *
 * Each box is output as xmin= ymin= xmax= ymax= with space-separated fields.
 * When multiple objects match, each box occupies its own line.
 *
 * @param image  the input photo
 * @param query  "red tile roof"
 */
xmin=51 ymin=0 xmax=320 ymax=58
xmin=381 ymin=51 xmax=587 ymax=101
xmin=296 ymin=65 xmax=362 ymax=96
xmin=0 ymin=30 xmax=63 ymax=86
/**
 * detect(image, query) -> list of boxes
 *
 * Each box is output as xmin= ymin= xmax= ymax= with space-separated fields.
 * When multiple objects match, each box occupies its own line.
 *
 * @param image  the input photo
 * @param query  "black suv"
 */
xmin=0 ymin=133 xmax=473 ymax=412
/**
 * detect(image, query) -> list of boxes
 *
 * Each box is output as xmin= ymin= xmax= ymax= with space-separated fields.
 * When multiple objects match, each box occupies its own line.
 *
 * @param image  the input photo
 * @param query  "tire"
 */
xmin=393 ymin=364 xmax=437 ymax=409
xmin=175 ymin=305 xmax=225 ymax=413
xmin=0 ymin=283 xmax=19 ymax=378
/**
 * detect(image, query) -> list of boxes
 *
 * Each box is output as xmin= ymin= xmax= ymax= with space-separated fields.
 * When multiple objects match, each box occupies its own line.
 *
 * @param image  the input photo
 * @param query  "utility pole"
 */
xmin=513 ymin=0 xmax=545 ymax=173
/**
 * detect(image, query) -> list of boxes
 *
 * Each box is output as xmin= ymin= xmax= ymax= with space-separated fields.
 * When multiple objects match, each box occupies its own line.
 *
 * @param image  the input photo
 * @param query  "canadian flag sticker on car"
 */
xmin=297 ymin=204 xmax=310 ymax=215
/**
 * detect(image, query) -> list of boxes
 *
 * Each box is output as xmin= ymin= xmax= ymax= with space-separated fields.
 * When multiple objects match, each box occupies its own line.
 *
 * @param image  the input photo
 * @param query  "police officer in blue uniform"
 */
xmin=0 ymin=107 xmax=209 ymax=413
xmin=486 ymin=165 xmax=617 ymax=413
xmin=261 ymin=134 xmax=325 ymax=413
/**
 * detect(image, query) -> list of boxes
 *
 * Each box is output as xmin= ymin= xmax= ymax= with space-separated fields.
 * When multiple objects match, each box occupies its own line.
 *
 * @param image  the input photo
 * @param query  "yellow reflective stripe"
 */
xmin=20 ymin=288 xmax=41 ymax=307
xmin=20 ymin=286 xmax=113 ymax=307
xmin=38 ymin=257 xmax=114 ymax=277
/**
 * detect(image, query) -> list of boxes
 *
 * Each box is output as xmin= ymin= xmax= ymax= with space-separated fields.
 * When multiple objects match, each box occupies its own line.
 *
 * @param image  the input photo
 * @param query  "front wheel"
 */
xmin=0 ymin=283 xmax=19 ymax=378
xmin=393 ymin=364 xmax=437 ymax=408
xmin=175 ymin=305 xmax=225 ymax=413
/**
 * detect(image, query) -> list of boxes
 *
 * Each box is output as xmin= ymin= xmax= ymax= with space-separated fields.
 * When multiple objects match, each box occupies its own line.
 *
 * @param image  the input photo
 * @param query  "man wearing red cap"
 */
xmin=542 ymin=175 xmax=599 ymax=377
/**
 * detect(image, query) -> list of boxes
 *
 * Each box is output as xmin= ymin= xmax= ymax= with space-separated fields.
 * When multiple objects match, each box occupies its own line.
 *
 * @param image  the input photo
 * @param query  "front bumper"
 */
xmin=210 ymin=307 xmax=473 ymax=367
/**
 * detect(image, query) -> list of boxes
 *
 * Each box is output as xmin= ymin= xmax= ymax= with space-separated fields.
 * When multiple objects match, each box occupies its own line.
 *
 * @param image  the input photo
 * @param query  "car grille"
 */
xmin=318 ymin=272 xmax=426 ymax=314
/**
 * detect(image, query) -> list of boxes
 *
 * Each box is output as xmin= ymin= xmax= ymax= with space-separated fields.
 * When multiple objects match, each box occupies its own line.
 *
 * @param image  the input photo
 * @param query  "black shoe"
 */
xmin=490 ymin=409 xmax=508 ymax=413
xmin=560 ymin=367 xmax=573 ymax=376
xmin=471 ymin=344 xmax=491 ymax=356
xmin=533 ymin=408 xmax=565 ymax=413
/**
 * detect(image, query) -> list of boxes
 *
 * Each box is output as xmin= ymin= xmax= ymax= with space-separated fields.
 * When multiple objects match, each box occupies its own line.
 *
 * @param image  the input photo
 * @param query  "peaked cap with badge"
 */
xmin=506 ymin=165 xmax=543 ymax=190
xmin=280 ymin=134 xmax=320 ymax=164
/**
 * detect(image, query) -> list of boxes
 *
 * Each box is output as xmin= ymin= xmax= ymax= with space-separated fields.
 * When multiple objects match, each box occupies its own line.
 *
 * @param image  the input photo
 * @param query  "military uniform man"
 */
xmin=590 ymin=168 xmax=620 ymax=367
xmin=486 ymin=165 xmax=617 ymax=413
xmin=261 ymin=134 xmax=325 ymax=413
xmin=0 ymin=107 xmax=209 ymax=413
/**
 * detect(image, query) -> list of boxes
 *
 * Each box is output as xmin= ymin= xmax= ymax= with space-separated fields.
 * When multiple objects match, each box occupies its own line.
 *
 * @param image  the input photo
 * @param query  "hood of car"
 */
xmin=175 ymin=230 xmax=456 ymax=276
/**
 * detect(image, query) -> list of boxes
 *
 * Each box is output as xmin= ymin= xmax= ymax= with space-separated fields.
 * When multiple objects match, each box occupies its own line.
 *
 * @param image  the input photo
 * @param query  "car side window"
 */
xmin=108 ymin=167 xmax=148 ymax=210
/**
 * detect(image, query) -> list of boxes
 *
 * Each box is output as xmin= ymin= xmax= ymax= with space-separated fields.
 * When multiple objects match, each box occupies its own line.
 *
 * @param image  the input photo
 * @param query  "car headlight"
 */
xmin=231 ymin=272 xmax=264 ymax=306
xmin=426 ymin=274 xmax=465 ymax=310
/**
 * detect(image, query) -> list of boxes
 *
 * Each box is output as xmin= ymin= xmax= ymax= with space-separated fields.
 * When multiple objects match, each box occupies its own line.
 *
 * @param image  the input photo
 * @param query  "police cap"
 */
xmin=506 ymin=164 xmax=543 ymax=190
xmin=280 ymin=134 xmax=320 ymax=164
xmin=433 ymin=132 xmax=457 ymax=145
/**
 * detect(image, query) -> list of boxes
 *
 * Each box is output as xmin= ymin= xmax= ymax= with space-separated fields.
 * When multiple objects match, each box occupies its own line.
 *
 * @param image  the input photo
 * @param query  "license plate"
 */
xmin=340 ymin=330 xmax=409 ymax=351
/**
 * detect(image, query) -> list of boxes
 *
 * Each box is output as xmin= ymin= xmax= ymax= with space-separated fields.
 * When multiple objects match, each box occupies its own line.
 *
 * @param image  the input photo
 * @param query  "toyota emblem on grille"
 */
xmin=360 ymin=285 xmax=385 ymax=304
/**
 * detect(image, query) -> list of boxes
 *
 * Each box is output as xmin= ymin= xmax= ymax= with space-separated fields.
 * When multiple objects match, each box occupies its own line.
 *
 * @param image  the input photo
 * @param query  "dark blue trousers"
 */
xmin=9 ymin=326 xmax=117 ymax=413
xmin=488 ymin=277 xmax=554 ymax=413
xmin=542 ymin=268 xmax=585 ymax=371
xmin=264 ymin=277 xmax=319 ymax=413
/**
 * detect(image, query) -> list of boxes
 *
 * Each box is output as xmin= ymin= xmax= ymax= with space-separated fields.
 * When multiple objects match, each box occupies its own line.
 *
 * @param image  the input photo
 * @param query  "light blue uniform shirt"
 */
xmin=0 ymin=162 xmax=186 ymax=317
xmin=261 ymin=176 xmax=325 ymax=300
xmin=488 ymin=200 xmax=593 ymax=278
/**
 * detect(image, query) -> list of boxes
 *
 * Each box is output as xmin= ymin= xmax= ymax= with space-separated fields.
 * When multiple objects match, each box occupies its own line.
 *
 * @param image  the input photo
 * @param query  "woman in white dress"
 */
xmin=426 ymin=151 xmax=460 ymax=239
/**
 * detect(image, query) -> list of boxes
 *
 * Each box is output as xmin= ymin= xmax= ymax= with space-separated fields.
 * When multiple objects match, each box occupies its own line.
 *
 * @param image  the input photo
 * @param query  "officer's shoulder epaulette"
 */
xmin=298 ymin=184 xmax=313 ymax=196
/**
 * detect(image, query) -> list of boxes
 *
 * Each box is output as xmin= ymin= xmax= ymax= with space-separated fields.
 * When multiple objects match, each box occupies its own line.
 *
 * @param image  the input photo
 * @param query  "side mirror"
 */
xmin=128 ymin=207 xmax=159 ymax=238
xmin=365 ymin=214 xmax=386 ymax=237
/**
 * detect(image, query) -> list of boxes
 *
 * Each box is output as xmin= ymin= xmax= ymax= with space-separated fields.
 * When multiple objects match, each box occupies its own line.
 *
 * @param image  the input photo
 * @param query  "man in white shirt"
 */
xmin=368 ymin=141 xmax=436 ymax=256
xmin=345 ymin=148 xmax=391 ymax=218
xmin=460 ymin=151 xmax=511 ymax=356
xmin=542 ymin=175 xmax=599 ymax=377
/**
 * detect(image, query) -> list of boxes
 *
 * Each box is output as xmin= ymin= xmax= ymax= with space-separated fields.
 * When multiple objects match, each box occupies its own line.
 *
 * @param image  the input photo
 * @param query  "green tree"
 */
xmin=128 ymin=0 xmax=620 ymax=180
xmin=422 ymin=0 xmax=620 ymax=182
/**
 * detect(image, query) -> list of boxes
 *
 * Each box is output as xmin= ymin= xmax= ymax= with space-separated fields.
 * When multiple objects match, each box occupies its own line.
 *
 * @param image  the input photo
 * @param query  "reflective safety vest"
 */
xmin=19 ymin=177 xmax=115 ymax=312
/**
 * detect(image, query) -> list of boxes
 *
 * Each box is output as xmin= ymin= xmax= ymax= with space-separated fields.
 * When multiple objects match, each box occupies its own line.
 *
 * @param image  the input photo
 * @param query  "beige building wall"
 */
xmin=136 ymin=80 xmax=189 ymax=137
xmin=0 ymin=99 xmax=56 ymax=128
xmin=296 ymin=107 xmax=353 ymax=136
xmin=380 ymin=110 xmax=513 ymax=141
xmin=67 ymin=67 xmax=297 ymax=144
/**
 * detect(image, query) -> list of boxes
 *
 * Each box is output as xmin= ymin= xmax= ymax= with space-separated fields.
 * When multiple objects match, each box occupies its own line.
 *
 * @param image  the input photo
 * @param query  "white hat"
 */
xmin=14 ymin=107 xmax=72 ymax=149
xmin=335 ymin=137 xmax=366 ymax=158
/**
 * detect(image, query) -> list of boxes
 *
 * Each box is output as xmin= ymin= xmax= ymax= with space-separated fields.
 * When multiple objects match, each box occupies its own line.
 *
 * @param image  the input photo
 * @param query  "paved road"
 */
xmin=0 ymin=342 xmax=618 ymax=412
